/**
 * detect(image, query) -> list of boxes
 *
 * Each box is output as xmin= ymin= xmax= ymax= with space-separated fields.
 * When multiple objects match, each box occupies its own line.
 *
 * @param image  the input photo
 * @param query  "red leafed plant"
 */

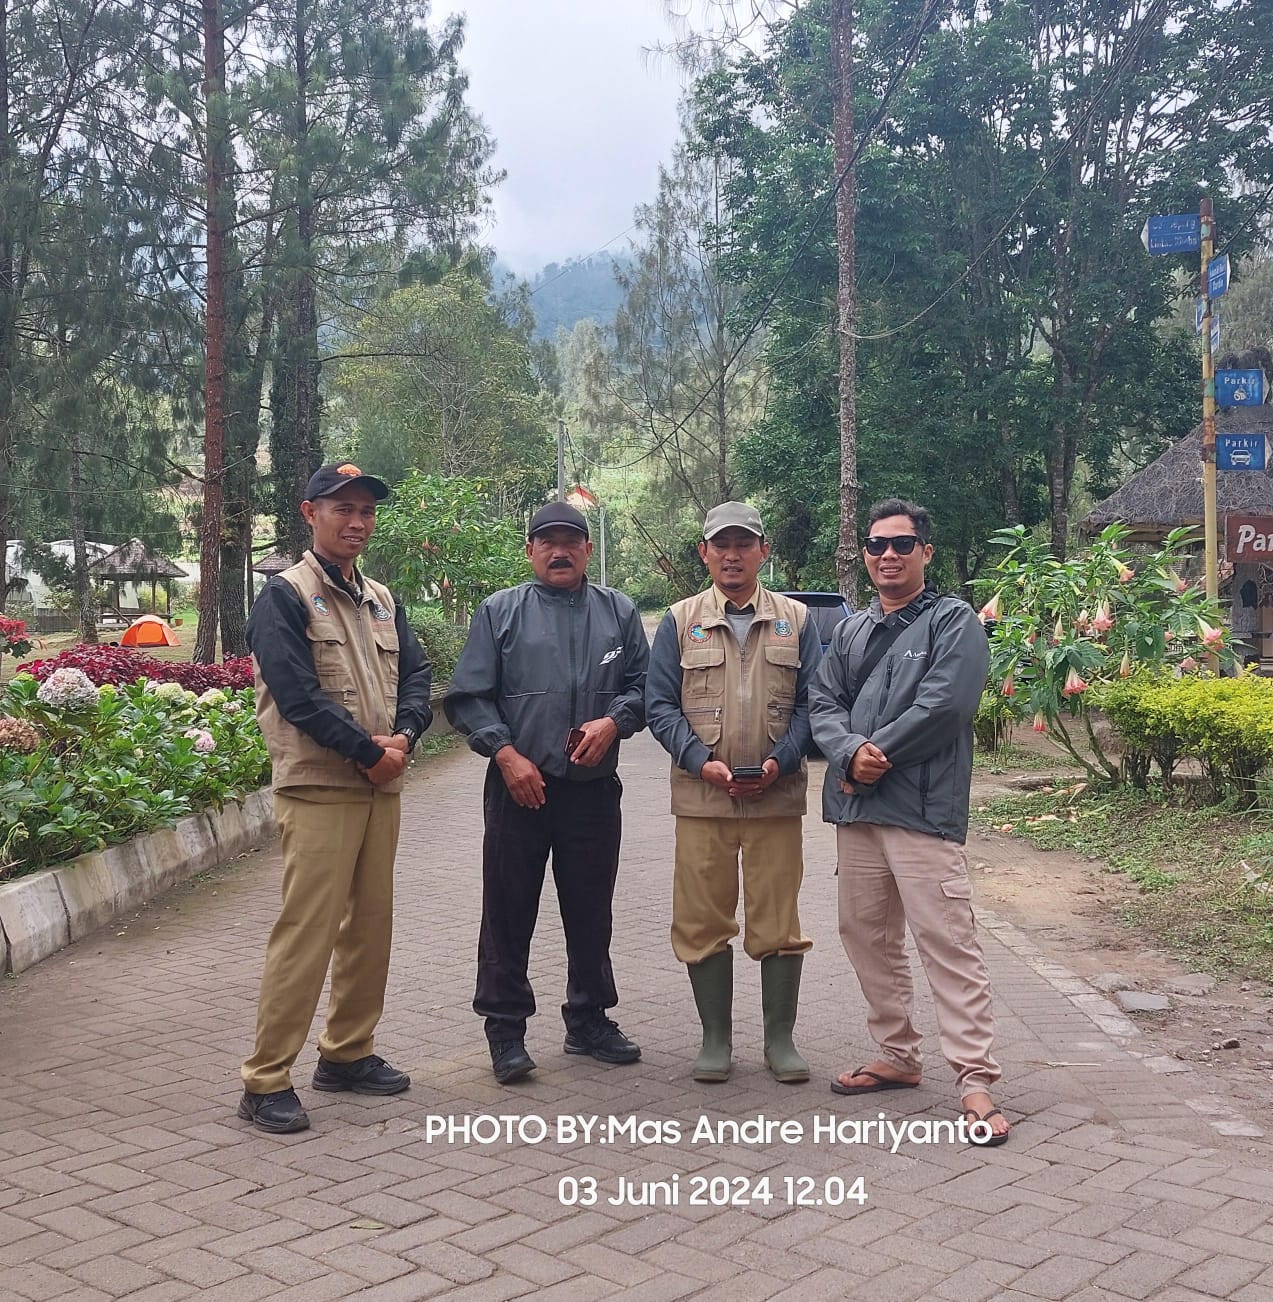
xmin=1 ymin=615 xmax=32 ymax=660
xmin=17 ymin=644 xmax=251 ymax=692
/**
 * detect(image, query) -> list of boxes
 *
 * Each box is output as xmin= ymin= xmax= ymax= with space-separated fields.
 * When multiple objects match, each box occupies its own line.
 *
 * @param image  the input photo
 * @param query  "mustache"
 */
xmin=548 ymin=557 xmax=574 ymax=569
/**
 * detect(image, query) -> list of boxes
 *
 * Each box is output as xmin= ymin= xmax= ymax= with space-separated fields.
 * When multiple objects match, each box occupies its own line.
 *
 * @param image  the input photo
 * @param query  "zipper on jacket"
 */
xmin=568 ymin=591 xmax=579 ymax=727
xmin=920 ymin=760 xmax=929 ymax=819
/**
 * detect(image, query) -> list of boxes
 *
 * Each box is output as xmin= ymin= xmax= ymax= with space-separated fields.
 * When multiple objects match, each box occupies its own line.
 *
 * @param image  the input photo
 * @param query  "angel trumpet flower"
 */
xmin=1197 ymin=619 xmax=1224 ymax=650
xmin=1091 ymin=602 xmax=1114 ymax=635
xmin=978 ymin=592 xmax=1001 ymax=624
xmin=1061 ymin=666 xmax=1089 ymax=697
xmin=1032 ymin=711 xmax=1048 ymax=733
xmin=1119 ymin=649 xmax=1132 ymax=678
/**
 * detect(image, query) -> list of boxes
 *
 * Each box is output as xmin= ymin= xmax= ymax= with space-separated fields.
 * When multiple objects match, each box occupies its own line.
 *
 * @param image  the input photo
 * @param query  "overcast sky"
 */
xmin=449 ymin=0 xmax=691 ymax=274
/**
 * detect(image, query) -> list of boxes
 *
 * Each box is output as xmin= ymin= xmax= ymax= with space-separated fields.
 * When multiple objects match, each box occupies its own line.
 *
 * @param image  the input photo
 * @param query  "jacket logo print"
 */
xmin=371 ymin=601 xmax=393 ymax=621
xmin=773 ymin=618 xmax=793 ymax=637
xmin=688 ymin=623 xmax=711 ymax=641
xmin=902 ymin=649 xmax=928 ymax=659
xmin=599 ymin=647 xmax=623 ymax=665
xmin=311 ymin=593 xmax=330 ymax=616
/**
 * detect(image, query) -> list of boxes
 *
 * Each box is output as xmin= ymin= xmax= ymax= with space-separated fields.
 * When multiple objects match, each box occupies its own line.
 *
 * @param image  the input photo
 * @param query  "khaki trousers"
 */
xmin=836 ymin=822 xmax=1000 ymax=1099
xmin=672 ymin=815 xmax=812 ymax=964
xmin=242 ymin=786 xmax=400 ymax=1094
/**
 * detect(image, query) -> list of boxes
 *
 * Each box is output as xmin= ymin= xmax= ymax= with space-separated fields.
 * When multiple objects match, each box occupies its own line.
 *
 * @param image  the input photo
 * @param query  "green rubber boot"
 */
xmin=761 ymin=953 xmax=810 ymax=1083
xmin=687 ymin=949 xmax=733 ymax=1082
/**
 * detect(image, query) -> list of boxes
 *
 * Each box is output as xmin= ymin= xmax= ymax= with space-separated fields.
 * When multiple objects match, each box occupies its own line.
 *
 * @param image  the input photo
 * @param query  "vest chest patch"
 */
xmin=773 ymin=618 xmax=793 ymax=638
xmin=311 ymin=593 xmax=330 ymax=616
xmin=371 ymin=600 xmax=393 ymax=621
xmin=688 ymin=623 xmax=712 ymax=642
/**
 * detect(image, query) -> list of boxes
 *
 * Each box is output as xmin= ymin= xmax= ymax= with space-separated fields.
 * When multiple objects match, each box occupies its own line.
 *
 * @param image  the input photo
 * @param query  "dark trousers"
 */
xmin=474 ymin=765 xmax=622 ymax=1040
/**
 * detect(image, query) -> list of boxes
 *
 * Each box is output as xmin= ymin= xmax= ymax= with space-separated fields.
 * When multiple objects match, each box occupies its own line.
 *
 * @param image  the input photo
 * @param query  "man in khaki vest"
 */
xmin=646 ymin=502 xmax=821 ymax=1083
xmin=238 ymin=463 xmax=433 ymax=1133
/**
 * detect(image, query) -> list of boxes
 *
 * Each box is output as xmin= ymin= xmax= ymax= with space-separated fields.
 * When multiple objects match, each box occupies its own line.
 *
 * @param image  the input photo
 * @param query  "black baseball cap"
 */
xmin=305 ymin=462 xmax=390 ymax=502
xmin=528 ymin=501 xmax=589 ymax=540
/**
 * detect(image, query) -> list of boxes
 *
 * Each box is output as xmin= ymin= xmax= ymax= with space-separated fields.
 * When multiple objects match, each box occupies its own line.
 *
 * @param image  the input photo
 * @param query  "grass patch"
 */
xmin=973 ymin=743 xmax=1083 ymax=774
xmin=975 ymin=786 xmax=1273 ymax=982
xmin=418 ymin=731 xmax=460 ymax=759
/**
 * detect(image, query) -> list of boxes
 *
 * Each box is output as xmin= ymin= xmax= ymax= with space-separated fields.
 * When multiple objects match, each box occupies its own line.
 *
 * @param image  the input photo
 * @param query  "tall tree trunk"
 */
xmin=66 ymin=437 xmax=98 ymax=644
xmin=0 ymin=0 xmax=14 ymax=611
xmin=195 ymin=0 xmax=228 ymax=663
xmin=270 ymin=0 xmax=322 ymax=562
xmin=831 ymin=0 xmax=859 ymax=605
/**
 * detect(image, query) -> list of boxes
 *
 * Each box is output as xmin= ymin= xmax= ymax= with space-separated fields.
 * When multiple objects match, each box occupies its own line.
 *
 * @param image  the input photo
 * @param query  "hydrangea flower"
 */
xmin=197 ymin=688 xmax=227 ymax=707
xmin=0 ymin=716 xmax=41 ymax=753
xmin=184 ymin=727 xmax=216 ymax=753
xmin=149 ymin=681 xmax=186 ymax=702
xmin=36 ymin=667 xmax=100 ymax=711
xmin=223 ymin=700 xmax=244 ymax=715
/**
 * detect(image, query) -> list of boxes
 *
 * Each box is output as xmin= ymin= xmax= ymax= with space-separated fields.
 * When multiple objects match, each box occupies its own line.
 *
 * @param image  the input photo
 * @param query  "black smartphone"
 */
xmin=565 ymin=728 xmax=586 ymax=755
xmin=731 ymin=765 xmax=765 ymax=780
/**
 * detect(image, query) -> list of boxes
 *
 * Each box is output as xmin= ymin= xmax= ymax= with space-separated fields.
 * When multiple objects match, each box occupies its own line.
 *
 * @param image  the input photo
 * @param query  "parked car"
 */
xmin=782 ymin=592 xmax=853 ymax=764
xmin=781 ymin=591 xmax=852 ymax=654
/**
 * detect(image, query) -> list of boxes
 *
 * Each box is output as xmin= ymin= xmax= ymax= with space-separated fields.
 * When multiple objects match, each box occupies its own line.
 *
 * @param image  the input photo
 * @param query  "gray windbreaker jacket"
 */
xmin=444 ymin=578 xmax=648 ymax=781
xmin=809 ymin=588 xmax=989 ymax=842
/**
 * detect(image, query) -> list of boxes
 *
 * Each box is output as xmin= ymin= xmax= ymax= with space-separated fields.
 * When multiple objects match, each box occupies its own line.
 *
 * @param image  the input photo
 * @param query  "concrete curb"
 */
xmin=0 ymin=789 xmax=278 ymax=976
xmin=0 ymin=687 xmax=450 ymax=976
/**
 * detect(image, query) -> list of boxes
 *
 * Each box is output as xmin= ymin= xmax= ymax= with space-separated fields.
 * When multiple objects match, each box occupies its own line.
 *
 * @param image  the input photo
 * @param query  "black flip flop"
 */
xmin=962 ymin=1106 xmax=1010 ymax=1147
xmin=830 ymin=1067 xmax=921 ymax=1096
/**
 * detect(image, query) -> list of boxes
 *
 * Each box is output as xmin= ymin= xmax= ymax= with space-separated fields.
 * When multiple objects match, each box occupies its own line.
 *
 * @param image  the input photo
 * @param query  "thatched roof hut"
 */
xmin=1082 ymin=408 xmax=1273 ymax=543
xmin=251 ymin=551 xmax=293 ymax=576
xmin=90 ymin=538 xmax=188 ymax=616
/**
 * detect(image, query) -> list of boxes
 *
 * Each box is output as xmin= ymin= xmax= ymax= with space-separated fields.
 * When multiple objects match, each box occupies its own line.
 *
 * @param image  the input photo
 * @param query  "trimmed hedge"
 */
xmin=1102 ymin=672 xmax=1273 ymax=803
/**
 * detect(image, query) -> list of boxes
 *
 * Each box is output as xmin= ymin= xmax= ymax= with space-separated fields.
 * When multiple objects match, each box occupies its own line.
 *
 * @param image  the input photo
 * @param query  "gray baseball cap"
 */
xmin=703 ymin=501 xmax=765 ymax=540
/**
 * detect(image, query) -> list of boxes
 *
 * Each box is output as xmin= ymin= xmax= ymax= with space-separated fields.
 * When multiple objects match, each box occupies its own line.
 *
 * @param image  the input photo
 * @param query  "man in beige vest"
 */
xmin=646 ymin=502 xmax=822 ymax=1083
xmin=238 ymin=463 xmax=433 ymax=1133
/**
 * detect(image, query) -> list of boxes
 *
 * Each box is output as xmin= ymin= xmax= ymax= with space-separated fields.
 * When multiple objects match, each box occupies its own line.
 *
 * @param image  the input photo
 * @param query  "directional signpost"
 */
xmin=1145 ymin=200 xmax=1223 ymax=610
xmin=1215 ymin=369 xmax=1267 ymax=408
xmin=1141 ymin=213 xmax=1201 ymax=254
xmin=1217 ymin=433 xmax=1268 ymax=472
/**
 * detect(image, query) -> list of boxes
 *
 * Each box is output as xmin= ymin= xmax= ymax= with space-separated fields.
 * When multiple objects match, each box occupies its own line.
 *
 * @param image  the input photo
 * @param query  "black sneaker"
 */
xmin=237 ymin=1088 xmax=310 ymax=1133
xmin=490 ymin=1040 xmax=536 ymax=1084
xmin=564 ymin=1018 xmax=641 ymax=1065
xmin=312 ymin=1054 xmax=410 ymax=1096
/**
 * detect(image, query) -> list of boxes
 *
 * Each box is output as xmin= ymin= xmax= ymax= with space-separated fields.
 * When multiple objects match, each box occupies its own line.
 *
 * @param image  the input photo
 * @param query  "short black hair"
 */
xmin=867 ymin=498 xmax=932 ymax=544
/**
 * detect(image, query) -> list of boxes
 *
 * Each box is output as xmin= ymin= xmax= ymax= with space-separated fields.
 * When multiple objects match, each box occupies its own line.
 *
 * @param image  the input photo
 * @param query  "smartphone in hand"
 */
xmin=565 ymin=728 xmax=586 ymax=755
xmin=731 ymin=765 xmax=765 ymax=780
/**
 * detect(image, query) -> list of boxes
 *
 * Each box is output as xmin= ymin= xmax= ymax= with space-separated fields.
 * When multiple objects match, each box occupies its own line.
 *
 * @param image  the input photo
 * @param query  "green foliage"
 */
xmin=0 ymin=676 xmax=270 ymax=879
xmin=408 ymin=606 xmax=467 ymax=684
xmin=974 ymin=523 xmax=1232 ymax=780
xmin=1104 ymin=673 xmax=1273 ymax=805
xmin=367 ymin=472 xmax=527 ymax=620
xmin=972 ymin=689 xmax=1013 ymax=753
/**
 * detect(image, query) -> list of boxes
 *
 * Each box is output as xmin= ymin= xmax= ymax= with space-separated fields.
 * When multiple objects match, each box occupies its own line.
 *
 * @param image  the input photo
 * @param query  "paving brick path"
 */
xmin=3 ymin=732 xmax=1273 ymax=1301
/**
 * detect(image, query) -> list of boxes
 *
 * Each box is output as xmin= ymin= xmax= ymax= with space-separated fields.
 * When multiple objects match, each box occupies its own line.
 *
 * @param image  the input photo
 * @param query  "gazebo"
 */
xmin=1082 ymin=408 xmax=1273 ymax=659
xmin=89 ymin=538 xmax=188 ymax=618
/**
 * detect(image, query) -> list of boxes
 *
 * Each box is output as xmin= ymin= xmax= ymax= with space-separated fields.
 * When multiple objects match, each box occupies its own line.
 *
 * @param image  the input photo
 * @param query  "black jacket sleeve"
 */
xmin=246 ymin=579 xmax=383 ymax=768
xmin=392 ymin=598 xmax=433 ymax=746
xmin=603 ymin=595 xmax=649 ymax=737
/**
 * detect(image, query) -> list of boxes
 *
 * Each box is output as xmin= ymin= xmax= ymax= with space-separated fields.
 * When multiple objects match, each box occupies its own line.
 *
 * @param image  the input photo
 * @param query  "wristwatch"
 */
xmin=394 ymin=726 xmax=419 ymax=752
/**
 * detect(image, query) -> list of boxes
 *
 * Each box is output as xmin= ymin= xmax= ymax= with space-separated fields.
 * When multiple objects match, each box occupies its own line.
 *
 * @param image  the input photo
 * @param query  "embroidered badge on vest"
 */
xmin=311 ymin=593 xmax=330 ymax=616
xmin=371 ymin=600 xmax=393 ymax=622
xmin=688 ymin=623 xmax=711 ymax=641
xmin=774 ymin=619 xmax=793 ymax=637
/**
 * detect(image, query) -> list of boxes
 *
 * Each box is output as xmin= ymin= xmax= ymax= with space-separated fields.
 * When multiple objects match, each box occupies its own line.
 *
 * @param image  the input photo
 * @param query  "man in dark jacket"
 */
xmin=810 ymin=498 xmax=1008 ymax=1146
xmin=445 ymin=502 xmax=649 ymax=1084
xmin=240 ymin=463 xmax=433 ymax=1134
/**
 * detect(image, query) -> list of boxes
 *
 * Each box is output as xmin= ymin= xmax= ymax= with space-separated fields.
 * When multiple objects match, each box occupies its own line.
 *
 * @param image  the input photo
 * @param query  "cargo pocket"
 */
xmin=939 ymin=874 xmax=976 ymax=949
xmin=371 ymin=622 xmax=400 ymax=710
xmin=681 ymin=644 xmax=725 ymax=705
xmin=305 ymin=623 xmax=354 ymax=705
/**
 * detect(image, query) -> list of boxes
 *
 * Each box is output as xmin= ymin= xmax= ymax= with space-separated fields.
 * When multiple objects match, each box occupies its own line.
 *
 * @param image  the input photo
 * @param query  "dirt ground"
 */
xmin=968 ymin=758 xmax=1273 ymax=1118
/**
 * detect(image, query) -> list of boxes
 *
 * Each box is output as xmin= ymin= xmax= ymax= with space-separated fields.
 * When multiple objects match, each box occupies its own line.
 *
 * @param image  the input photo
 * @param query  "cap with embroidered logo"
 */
xmin=702 ymin=501 xmax=764 ymax=540
xmin=305 ymin=463 xmax=390 ymax=502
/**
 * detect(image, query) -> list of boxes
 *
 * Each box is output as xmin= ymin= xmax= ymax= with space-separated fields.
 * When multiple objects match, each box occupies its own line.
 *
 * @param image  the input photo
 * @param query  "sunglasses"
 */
xmin=863 ymin=534 xmax=923 ymax=556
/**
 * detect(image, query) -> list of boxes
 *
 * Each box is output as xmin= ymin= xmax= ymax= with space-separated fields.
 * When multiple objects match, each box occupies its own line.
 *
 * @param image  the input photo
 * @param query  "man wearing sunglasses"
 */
xmin=809 ymin=499 xmax=1007 ymax=1146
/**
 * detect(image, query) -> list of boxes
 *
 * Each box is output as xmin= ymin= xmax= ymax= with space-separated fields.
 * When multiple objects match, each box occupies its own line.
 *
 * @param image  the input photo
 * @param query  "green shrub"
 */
xmin=409 ymin=606 xmax=467 ymax=684
xmin=0 ymin=673 xmax=269 ymax=878
xmin=973 ymin=688 xmax=1013 ymax=752
xmin=1103 ymin=672 xmax=1273 ymax=804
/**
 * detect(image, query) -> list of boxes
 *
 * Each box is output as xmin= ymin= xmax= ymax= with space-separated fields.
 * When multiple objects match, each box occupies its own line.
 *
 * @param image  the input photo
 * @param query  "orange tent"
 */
xmin=120 ymin=615 xmax=181 ymax=647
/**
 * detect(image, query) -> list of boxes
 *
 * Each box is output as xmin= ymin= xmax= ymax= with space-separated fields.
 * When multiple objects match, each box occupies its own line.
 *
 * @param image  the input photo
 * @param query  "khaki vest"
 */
xmin=255 ymin=551 xmax=402 ymax=793
xmin=668 ymin=585 xmax=808 ymax=818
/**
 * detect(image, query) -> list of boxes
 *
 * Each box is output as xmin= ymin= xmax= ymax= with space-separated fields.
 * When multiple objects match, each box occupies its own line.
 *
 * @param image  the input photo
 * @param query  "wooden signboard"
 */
xmin=1226 ymin=514 xmax=1273 ymax=561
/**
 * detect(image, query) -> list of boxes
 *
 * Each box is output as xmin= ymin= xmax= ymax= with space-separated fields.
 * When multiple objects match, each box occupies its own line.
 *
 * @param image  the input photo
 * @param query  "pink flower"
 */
xmin=1052 ymin=617 xmax=1065 ymax=645
xmin=184 ymin=727 xmax=216 ymax=754
xmin=1075 ymin=609 xmax=1090 ymax=634
xmin=1001 ymin=671 xmax=1015 ymax=697
xmin=1179 ymin=656 xmax=1199 ymax=673
xmin=1091 ymin=603 xmax=1114 ymax=635
xmin=978 ymin=592 xmax=1001 ymax=624
xmin=1032 ymin=711 xmax=1047 ymax=733
xmin=1197 ymin=619 xmax=1224 ymax=650
xmin=1118 ymin=567 xmax=1135 ymax=583
xmin=1062 ymin=667 xmax=1088 ymax=697
xmin=1024 ymin=630 xmax=1037 ymax=647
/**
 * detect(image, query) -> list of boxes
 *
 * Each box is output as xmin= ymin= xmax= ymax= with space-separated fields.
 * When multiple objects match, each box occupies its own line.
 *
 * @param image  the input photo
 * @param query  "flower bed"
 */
xmin=17 ymin=643 xmax=252 ymax=692
xmin=0 ymin=668 xmax=269 ymax=879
